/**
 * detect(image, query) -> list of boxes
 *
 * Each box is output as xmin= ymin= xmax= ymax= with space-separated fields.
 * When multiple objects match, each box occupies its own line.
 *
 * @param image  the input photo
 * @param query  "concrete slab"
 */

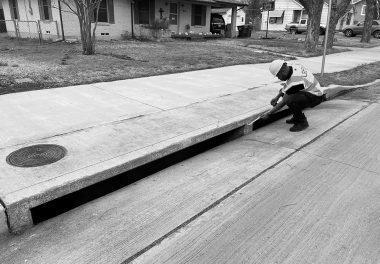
xmin=245 ymin=99 xmax=368 ymax=150
xmin=0 ymin=99 xmax=367 ymax=263
xmin=0 ymin=88 xmax=273 ymax=233
xmin=0 ymin=138 xmax=294 ymax=264
xmin=302 ymin=103 xmax=380 ymax=174
xmin=132 ymin=153 xmax=380 ymax=264
xmin=0 ymin=84 xmax=159 ymax=148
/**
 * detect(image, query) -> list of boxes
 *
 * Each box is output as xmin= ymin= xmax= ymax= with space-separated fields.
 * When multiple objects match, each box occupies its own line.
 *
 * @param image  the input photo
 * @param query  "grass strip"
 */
xmin=316 ymin=61 xmax=380 ymax=87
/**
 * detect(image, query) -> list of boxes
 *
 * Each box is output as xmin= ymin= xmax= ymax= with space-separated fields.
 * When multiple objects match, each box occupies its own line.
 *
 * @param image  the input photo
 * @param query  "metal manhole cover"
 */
xmin=6 ymin=144 xmax=67 ymax=168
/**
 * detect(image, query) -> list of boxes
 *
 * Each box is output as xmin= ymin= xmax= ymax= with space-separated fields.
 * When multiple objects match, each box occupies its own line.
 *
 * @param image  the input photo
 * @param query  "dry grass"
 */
xmin=316 ymin=61 xmax=380 ymax=87
xmin=0 ymin=37 xmax=292 ymax=94
xmin=0 ymin=33 xmax=379 ymax=95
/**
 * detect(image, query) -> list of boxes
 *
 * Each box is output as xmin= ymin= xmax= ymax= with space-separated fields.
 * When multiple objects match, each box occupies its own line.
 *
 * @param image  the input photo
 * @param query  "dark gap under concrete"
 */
xmin=30 ymin=109 xmax=291 ymax=225
xmin=30 ymin=127 xmax=245 ymax=224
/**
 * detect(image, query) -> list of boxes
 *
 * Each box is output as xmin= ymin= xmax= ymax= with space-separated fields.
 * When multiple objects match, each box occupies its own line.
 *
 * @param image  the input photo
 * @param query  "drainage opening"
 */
xmin=251 ymin=108 xmax=292 ymax=131
xmin=30 ymin=126 xmax=245 ymax=224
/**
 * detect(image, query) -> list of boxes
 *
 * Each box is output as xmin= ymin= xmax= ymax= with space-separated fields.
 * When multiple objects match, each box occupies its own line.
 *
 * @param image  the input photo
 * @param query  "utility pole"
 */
xmin=321 ymin=0 xmax=333 ymax=76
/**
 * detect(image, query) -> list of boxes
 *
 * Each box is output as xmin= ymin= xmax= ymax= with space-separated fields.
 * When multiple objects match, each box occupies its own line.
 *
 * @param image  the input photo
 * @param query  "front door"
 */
xmin=169 ymin=2 xmax=178 ymax=34
xmin=0 ymin=9 xmax=7 ymax=33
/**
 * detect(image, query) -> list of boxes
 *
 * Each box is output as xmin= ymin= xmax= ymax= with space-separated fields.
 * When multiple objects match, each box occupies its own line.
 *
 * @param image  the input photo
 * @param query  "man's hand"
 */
xmin=270 ymin=97 xmax=278 ymax=106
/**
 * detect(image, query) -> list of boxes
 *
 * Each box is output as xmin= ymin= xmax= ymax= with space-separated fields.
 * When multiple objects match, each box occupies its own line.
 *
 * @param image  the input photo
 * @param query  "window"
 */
xmin=134 ymin=0 xmax=154 ymax=24
xmin=361 ymin=5 xmax=366 ymax=15
xmin=93 ymin=0 xmax=114 ymax=23
xmin=269 ymin=17 xmax=283 ymax=24
xmin=191 ymin=5 xmax=206 ymax=26
xmin=9 ymin=0 xmax=19 ymax=20
xmin=373 ymin=21 xmax=379 ymax=25
xmin=300 ymin=19 xmax=307 ymax=24
xmin=39 ymin=0 xmax=52 ymax=20
xmin=293 ymin=10 xmax=301 ymax=23
xmin=169 ymin=3 xmax=177 ymax=25
xmin=97 ymin=0 xmax=108 ymax=22
xmin=268 ymin=10 xmax=284 ymax=24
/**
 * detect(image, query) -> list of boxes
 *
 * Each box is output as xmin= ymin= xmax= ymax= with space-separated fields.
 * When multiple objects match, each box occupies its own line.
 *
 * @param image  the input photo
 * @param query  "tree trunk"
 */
xmin=361 ymin=0 xmax=376 ymax=43
xmin=325 ymin=0 xmax=352 ymax=49
xmin=303 ymin=0 xmax=324 ymax=52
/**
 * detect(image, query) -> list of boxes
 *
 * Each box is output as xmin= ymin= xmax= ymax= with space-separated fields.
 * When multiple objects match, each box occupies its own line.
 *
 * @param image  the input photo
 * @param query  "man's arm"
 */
xmin=270 ymin=90 xmax=284 ymax=106
xmin=267 ymin=98 xmax=286 ymax=115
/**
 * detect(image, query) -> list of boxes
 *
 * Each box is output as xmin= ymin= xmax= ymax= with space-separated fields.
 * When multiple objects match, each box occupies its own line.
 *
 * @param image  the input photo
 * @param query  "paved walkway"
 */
xmin=0 ymin=46 xmax=379 ymax=233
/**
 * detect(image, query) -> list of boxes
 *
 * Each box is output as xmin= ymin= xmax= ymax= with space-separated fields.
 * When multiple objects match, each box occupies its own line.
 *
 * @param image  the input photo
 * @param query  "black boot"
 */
xmin=286 ymin=116 xmax=295 ymax=124
xmin=290 ymin=120 xmax=309 ymax=132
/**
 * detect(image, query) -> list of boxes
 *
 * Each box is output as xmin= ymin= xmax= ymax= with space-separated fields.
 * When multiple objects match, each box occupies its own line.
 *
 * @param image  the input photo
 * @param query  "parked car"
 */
xmin=285 ymin=18 xmax=326 ymax=35
xmin=210 ymin=13 xmax=225 ymax=34
xmin=342 ymin=20 xmax=380 ymax=38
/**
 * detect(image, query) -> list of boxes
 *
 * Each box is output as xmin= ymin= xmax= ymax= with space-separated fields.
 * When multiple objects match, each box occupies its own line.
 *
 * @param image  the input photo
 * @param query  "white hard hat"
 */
xmin=269 ymin=59 xmax=285 ymax=76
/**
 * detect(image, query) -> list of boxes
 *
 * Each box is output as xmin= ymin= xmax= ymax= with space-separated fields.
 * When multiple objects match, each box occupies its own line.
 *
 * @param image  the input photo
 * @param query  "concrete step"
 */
xmin=0 ymin=99 xmax=368 ymax=264
xmin=0 ymin=87 xmax=276 ymax=233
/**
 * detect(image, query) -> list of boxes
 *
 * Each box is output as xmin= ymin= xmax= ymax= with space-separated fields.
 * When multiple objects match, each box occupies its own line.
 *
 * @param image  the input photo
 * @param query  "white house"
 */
xmin=0 ymin=0 xmax=246 ymax=40
xmin=261 ymin=0 xmax=329 ymax=31
xmin=211 ymin=7 xmax=245 ymax=27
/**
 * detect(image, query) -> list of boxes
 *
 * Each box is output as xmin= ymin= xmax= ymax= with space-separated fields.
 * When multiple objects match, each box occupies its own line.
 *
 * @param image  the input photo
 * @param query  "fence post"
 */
xmin=13 ymin=20 xmax=19 ymax=39
xmin=37 ymin=20 xmax=42 ymax=44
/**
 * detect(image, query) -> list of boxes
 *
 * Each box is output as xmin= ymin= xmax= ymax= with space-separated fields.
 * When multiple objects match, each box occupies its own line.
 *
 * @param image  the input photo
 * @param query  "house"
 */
xmin=0 ymin=0 xmax=246 ymax=40
xmin=260 ymin=0 xmax=330 ymax=31
xmin=0 ymin=1 xmax=6 ymax=33
xmin=337 ymin=0 xmax=367 ymax=30
xmin=211 ymin=7 xmax=245 ymax=28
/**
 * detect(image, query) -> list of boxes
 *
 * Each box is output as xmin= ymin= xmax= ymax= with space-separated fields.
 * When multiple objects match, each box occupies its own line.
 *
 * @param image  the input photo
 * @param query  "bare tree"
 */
xmin=298 ymin=0 xmax=324 ymax=52
xmin=245 ymin=0 xmax=265 ymax=25
xmin=58 ymin=0 xmax=103 ymax=54
xmin=361 ymin=0 xmax=376 ymax=42
xmin=324 ymin=0 xmax=352 ymax=49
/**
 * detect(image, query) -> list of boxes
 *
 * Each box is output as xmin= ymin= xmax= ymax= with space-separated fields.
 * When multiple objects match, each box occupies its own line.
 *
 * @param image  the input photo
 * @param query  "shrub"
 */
xmin=0 ymin=61 xmax=8 ymax=66
xmin=147 ymin=18 xmax=170 ymax=30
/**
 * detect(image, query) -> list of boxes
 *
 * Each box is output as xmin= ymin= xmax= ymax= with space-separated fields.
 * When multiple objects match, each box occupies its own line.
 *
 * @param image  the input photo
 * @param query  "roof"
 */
xmin=211 ymin=8 xmax=230 ymax=13
xmin=185 ymin=0 xmax=248 ymax=6
xmin=293 ymin=0 xmax=329 ymax=7
xmin=269 ymin=10 xmax=284 ymax=17
xmin=215 ymin=0 xmax=248 ymax=6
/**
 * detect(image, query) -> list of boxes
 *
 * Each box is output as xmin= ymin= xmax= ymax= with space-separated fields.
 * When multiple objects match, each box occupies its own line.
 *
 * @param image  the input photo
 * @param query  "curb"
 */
xmin=0 ymin=204 xmax=8 ymax=236
xmin=3 ymin=108 xmax=270 ymax=234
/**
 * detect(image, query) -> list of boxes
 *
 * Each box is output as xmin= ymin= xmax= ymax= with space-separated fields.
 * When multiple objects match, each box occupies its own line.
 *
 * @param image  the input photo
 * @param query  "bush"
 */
xmin=147 ymin=18 xmax=170 ymax=30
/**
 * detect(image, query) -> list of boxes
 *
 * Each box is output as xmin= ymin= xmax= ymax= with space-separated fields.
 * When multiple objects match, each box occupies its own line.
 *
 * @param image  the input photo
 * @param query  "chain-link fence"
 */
xmin=0 ymin=20 xmax=60 ymax=42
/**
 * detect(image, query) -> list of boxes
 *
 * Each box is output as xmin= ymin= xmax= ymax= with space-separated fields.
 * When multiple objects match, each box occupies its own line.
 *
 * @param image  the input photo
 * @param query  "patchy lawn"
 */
xmin=0 ymin=34 xmax=379 ymax=95
xmin=242 ymin=30 xmax=380 ymax=55
xmin=0 ymin=37 xmax=292 ymax=95
xmin=316 ymin=61 xmax=380 ymax=87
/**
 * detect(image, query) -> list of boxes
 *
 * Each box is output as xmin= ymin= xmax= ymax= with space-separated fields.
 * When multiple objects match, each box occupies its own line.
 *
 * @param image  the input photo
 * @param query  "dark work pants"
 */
xmin=282 ymin=91 xmax=325 ymax=122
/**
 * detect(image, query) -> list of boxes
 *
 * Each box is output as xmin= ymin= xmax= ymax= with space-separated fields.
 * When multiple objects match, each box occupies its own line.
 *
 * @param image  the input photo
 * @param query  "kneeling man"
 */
xmin=263 ymin=59 xmax=326 ymax=132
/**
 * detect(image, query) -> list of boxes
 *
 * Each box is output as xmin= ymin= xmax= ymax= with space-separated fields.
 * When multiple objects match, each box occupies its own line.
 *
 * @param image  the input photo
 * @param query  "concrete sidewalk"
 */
xmin=0 ymin=46 xmax=379 ymax=233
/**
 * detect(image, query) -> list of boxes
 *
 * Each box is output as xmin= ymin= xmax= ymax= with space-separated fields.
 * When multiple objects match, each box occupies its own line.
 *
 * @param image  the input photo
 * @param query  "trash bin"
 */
xmin=238 ymin=25 xmax=252 ymax=38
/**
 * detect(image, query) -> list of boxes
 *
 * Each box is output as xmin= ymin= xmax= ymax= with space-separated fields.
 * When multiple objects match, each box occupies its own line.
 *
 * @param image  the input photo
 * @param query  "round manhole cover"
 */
xmin=6 ymin=144 xmax=67 ymax=168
